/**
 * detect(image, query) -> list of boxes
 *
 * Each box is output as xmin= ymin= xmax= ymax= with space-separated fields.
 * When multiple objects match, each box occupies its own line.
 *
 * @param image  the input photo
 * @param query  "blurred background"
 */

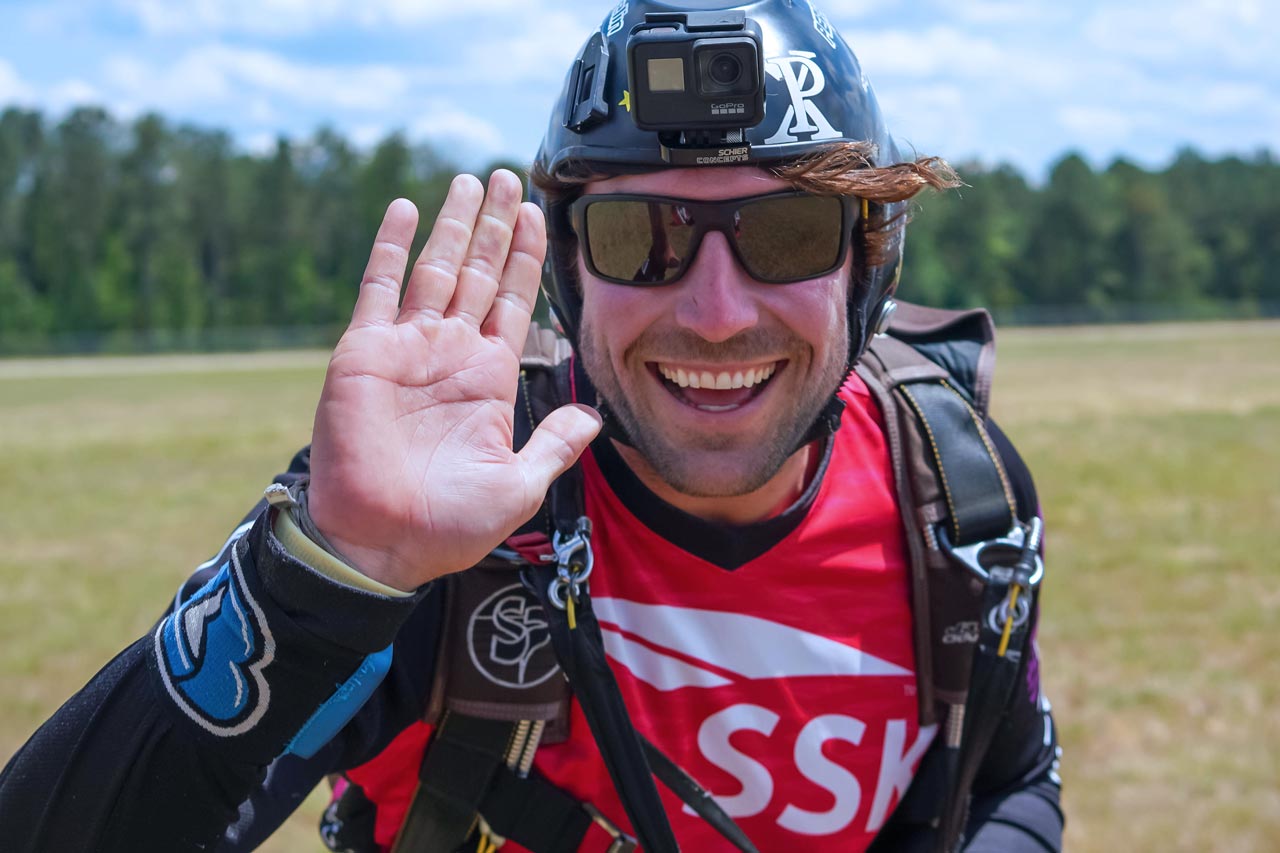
xmin=1 ymin=0 xmax=1277 ymax=850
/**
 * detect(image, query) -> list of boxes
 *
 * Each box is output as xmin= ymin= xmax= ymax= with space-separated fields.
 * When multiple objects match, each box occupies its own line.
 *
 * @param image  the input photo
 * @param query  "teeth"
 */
xmin=658 ymin=363 xmax=777 ymax=390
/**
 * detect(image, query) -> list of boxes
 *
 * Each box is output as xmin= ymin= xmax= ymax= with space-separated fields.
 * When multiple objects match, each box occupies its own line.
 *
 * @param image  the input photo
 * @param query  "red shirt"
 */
xmin=350 ymin=372 xmax=934 ymax=851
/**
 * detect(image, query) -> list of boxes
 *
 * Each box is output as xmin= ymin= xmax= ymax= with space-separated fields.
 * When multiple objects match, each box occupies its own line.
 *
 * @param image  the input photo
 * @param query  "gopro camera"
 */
xmin=626 ymin=10 xmax=765 ymax=164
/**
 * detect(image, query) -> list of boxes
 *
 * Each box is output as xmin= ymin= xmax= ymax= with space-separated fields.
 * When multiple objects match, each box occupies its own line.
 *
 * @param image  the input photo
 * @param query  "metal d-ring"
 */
xmin=988 ymin=594 xmax=1031 ymax=633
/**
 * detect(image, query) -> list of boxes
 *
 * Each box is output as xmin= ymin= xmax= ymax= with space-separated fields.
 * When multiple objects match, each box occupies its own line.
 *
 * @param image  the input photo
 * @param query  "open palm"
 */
xmin=306 ymin=171 xmax=600 ymax=591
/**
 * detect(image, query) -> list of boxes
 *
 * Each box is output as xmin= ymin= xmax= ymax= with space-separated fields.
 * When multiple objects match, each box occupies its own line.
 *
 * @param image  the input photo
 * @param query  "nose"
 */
xmin=673 ymin=232 xmax=759 ymax=342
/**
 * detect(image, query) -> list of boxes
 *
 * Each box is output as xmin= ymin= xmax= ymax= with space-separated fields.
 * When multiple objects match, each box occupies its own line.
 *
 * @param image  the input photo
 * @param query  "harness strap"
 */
xmin=524 ymin=557 xmax=681 ymax=853
xmin=897 ymin=381 xmax=1015 ymax=546
xmin=392 ymin=714 xmax=520 ymax=852
xmin=862 ymin=328 xmax=1037 ymax=852
xmin=640 ymin=736 xmax=759 ymax=853
xmin=472 ymin=739 xmax=762 ymax=853
xmin=935 ymin=539 xmax=1042 ymax=852
xmin=398 ymin=711 xmax=759 ymax=853
xmin=481 ymin=767 xmax=597 ymax=853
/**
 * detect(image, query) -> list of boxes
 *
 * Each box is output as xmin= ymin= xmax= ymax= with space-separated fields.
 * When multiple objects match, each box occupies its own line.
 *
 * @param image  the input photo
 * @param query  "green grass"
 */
xmin=2 ymin=322 xmax=1278 ymax=851
xmin=993 ymin=322 xmax=1280 ymax=852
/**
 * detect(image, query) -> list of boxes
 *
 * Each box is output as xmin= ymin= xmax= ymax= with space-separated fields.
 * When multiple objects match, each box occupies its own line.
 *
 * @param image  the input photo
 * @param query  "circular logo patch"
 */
xmin=467 ymin=584 xmax=561 ymax=689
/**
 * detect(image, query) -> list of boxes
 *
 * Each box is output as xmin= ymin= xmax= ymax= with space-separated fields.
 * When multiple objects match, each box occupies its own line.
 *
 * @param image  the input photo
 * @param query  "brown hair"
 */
xmin=772 ymin=142 xmax=961 ymax=265
xmin=529 ymin=140 xmax=961 ymax=271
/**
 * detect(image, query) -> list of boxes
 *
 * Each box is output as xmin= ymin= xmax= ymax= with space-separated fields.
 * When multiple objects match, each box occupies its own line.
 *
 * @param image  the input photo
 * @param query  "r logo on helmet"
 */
xmin=764 ymin=50 xmax=842 ymax=144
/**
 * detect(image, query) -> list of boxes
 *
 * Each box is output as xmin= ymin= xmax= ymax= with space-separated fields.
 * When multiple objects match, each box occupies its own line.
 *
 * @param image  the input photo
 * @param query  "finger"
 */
xmin=350 ymin=199 xmax=418 ymax=329
xmin=483 ymin=202 xmax=547 ymax=358
xmin=445 ymin=169 xmax=523 ymax=327
xmin=516 ymin=404 xmax=603 ymax=504
xmin=400 ymin=174 xmax=484 ymax=319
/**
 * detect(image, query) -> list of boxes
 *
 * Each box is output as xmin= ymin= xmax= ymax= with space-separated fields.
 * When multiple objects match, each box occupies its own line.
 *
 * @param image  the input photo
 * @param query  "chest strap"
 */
xmin=411 ymin=726 xmax=760 ymax=853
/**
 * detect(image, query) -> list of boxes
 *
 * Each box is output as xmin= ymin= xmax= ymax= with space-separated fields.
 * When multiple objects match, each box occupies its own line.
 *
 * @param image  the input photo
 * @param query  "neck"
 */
xmin=612 ymin=440 xmax=818 ymax=525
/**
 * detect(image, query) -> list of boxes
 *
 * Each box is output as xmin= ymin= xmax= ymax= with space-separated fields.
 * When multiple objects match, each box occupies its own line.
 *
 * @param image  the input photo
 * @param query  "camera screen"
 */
xmin=647 ymin=57 xmax=686 ymax=92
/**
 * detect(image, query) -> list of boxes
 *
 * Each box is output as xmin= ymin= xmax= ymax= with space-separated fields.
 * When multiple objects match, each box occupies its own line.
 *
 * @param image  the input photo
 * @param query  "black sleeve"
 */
xmin=218 ymin=581 xmax=445 ymax=851
xmin=961 ymin=421 xmax=1064 ymax=852
xmin=0 ymin=460 xmax=437 ymax=853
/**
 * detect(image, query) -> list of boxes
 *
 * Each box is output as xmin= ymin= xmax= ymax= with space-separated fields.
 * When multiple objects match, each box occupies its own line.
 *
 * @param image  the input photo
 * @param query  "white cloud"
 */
xmin=349 ymin=124 xmax=390 ymax=149
xmin=462 ymin=10 xmax=597 ymax=84
xmin=820 ymin=0 xmax=885 ymax=20
xmin=102 ymin=45 xmax=411 ymax=114
xmin=0 ymin=60 xmax=34 ymax=103
xmin=850 ymin=26 xmax=1011 ymax=78
xmin=46 ymin=79 xmax=101 ymax=110
xmin=243 ymin=130 xmax=282 ymax=155
xmin=409 ymin=102 xmax=505 ymax=156
xmin=1057 ymin=105 xmax=1145 ymax=139
xmin=1084 ymin=0 xmax=1280 ymax=71
xmin=114 ymin=0 xmax=539 ymax=36
xmin=940 ymin=0 xmax=1050 ymax=26
xmin=879 ymin=81 xmax=979 ymax=158
xmin=247 ymin=96 xmax=277 ymax=123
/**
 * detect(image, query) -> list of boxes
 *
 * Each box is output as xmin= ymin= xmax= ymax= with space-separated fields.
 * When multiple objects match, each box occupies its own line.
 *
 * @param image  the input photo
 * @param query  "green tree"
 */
xmin=0 ymin=258 xmax=49 ymax=341
xmin=172 ymin=126 xmax=235 ymax=327
xmin=24 ymin=107 xmax=122 ymax=333
xmin=1105 ymin=160 xmax=1210 ymax=311
xmin=1019 ymin=153 xmax=1117 ymax=313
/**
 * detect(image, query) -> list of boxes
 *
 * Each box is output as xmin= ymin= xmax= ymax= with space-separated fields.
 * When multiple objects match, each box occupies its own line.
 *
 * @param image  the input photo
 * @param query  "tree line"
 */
xmin=0 ymin=106 xmax=1276 ymax=353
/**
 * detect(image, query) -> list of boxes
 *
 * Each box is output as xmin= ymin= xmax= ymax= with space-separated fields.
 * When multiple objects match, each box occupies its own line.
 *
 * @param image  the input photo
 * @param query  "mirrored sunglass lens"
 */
xmin=585 ymin=200 xmax=695 ymax=284
xmin=735 ymin=195 xmax=844 ymax=281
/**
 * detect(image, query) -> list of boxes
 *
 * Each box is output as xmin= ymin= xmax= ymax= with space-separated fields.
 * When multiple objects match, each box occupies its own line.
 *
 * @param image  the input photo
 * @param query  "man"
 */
xmin=0 ymin=1 xmax=1062 ymax=850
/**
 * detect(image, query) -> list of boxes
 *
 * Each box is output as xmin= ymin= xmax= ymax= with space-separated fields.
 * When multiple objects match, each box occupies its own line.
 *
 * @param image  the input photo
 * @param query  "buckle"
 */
xmin=547 ymin=516 xmax=594 ymax=610
xmin=938 ymin=517 xmax=1044 ymax=658
xmin=935 ymin=518 xmax=1043 ymax=588
xmin=583 ymin=803 xmax=638 ymax=853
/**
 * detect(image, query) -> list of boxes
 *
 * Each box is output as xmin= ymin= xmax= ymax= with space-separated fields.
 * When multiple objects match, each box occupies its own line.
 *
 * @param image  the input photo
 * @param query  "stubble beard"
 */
xmin=577 ymin=321 xmax=850 ymax=498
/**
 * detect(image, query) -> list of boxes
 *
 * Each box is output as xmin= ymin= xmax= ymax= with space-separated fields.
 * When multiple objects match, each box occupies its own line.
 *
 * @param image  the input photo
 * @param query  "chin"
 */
xmin=632 ymin=435 xmax=795 ymax=499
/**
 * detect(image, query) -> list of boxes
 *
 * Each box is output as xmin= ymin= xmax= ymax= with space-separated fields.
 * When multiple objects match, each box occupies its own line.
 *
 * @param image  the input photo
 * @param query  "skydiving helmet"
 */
xmin=532 ymin=0 xmax=907 ymax=365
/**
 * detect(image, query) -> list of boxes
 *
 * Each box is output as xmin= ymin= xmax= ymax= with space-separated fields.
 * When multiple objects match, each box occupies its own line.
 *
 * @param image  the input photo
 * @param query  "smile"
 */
xmin=657 ymin=362 xmax=778 ymax=390
xmin=651 ymin=361 xmax=783 ymax=412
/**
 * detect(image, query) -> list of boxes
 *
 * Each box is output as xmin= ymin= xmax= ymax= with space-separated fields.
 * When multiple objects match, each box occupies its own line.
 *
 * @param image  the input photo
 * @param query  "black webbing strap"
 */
xmin=898 ymin=381 xmax=1015 ymax=546
xmin=481 ymin=767 xmax=596 ymax=853
xmin=935 ymin=565 xmax=1039 ymax=852
xmin=641 ymin=736 xmax=759 ymax=853
xmin=475 ymin=740 xmax=761 ymax=853
xmin=524 ymin=558 xmax=681 ymax=853
xmin=391 ymin=714 xmax=517 ymax=852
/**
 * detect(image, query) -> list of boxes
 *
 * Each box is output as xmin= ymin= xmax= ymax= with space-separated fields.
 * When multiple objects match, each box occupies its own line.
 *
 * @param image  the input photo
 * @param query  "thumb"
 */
xmin=516 ymin=403 xmax=603 ymax=496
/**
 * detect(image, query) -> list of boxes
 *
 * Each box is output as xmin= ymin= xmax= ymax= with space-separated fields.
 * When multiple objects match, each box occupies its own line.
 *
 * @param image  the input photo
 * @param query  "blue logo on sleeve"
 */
xmin=155 ymin=547 xmax=276 ymax=736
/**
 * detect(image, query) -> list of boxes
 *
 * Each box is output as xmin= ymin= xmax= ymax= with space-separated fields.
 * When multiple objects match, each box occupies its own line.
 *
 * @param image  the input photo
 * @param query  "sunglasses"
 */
xmin=568 ymin=190 xmax=858 ymax=286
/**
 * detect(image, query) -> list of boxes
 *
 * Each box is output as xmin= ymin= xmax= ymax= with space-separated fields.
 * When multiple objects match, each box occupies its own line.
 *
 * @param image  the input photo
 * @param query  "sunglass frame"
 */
xmin=568 ymin=190 xmax=859 ymax=287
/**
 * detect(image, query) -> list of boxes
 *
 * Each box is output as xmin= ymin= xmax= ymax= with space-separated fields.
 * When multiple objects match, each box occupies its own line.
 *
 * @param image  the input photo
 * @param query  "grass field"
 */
xmin=2 ymin=321 xmax=1277 ymax=851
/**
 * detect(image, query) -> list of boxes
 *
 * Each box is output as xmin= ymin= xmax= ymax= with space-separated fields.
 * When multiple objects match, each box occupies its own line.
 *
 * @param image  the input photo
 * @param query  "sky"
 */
xmin=0 ymin=0 xmax=1276 ymax=180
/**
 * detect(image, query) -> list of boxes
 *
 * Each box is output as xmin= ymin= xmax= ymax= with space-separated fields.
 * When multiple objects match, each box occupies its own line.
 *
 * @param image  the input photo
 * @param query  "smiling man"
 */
xmin=576 ymin=168 xmax=852 ymax=515
xmin=0 ymin=2 xmax=1062 ymax=851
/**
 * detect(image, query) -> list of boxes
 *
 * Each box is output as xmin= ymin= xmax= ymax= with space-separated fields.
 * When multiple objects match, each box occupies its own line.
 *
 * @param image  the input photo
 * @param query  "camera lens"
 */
xmin=708 ymin=53 xmax=742 ymax=86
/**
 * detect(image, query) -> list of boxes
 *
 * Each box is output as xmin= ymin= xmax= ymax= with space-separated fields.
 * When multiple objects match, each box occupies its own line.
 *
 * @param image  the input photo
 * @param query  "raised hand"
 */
xmin=306 ymin=170 xmax=601 ymax=592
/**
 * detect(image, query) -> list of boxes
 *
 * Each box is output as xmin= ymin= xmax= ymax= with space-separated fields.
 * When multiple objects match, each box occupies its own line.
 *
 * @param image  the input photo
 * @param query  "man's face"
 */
xmin=576 ymin=166 xmax=851 ymax=498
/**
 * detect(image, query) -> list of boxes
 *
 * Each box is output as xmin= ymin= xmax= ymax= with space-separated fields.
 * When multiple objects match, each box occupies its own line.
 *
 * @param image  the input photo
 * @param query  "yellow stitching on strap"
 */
xmin=899 ymin=384 xmax=959 ymax=541
xmin=947 ymin=380 xmax=1018 ymax=521
xmin=519 ymin=368 xmax=555 ymax=538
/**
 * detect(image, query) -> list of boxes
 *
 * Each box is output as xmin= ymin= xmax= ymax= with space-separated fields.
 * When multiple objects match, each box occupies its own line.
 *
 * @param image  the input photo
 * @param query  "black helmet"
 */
xmin=532 ymin=0 xmax=907 ymax=364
